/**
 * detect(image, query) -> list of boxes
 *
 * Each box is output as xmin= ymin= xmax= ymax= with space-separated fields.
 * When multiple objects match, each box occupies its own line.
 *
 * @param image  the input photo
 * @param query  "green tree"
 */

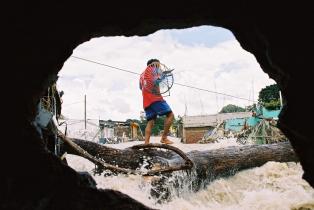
xmin=138 ymin=116 xmax=165 ymax=136
xmin=172 ymin=115 xmax=183 ymax=137
xmin=219 ymin=104 xmax=245 ymax=113
xmin=138 ymin=115 xmax=182 ymax=136
xmin=245 ymin=103 xmax=257 ymax=112
xmin=258 ymin=84 xmax=280 ymax=110
xmin=172 ymin=115 xmax=182 ymax=130
xmin=151 ymin=116 xmax=166 ymax=135
xmin=125 ymin=119 xmax=141 ymax=124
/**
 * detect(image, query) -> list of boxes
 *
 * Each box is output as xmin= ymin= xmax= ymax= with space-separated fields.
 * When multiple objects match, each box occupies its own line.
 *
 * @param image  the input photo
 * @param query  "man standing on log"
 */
xmin=139 ymin=59 xmax=174 ymax=145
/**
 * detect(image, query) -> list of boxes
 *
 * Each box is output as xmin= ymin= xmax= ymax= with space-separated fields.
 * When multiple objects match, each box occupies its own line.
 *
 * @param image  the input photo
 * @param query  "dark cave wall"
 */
xmin=227 ymin=5 xmax=314 ymax=184
xmin=3 ymin=1 xmax=313 ymax=209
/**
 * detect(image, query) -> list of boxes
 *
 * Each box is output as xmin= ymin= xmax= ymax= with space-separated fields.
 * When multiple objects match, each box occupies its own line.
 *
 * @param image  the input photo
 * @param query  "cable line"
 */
xmin=71 ymin=56 xmax=139 ymax=75
xmin=174 ymin=83 xmax=254 ymax=102
xmin=70 ymin=56 xmax=257 ymax=102
xmin=63 ymin=101 xmax=84 ymax=107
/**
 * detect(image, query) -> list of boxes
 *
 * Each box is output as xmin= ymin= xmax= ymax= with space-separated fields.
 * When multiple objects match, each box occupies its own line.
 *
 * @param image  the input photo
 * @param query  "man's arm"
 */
xmin=154 ymin=68 xmax=166 ymax=85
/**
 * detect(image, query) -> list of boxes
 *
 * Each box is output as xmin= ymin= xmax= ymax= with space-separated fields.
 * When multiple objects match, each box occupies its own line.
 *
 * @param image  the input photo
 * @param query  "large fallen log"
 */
xmin=59 ymin=133 xmax=193 ymax=175
xmin=60 ymin=135 xmax=297 ymax=181
xmin=147 ymin=141 xmax=298 ymax=201
xmin=177 ymin=141 xmax=297 ymax=189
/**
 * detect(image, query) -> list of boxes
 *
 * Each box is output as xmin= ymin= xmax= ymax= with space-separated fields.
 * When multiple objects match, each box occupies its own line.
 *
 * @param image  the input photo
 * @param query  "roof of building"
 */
xmin=182 ymin=112 xmax=252 ymax=128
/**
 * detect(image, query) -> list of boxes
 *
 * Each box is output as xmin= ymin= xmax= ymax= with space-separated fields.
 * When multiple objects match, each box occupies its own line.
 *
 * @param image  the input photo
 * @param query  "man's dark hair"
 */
xmin=147 ymin=58 xmax=160 ymax=66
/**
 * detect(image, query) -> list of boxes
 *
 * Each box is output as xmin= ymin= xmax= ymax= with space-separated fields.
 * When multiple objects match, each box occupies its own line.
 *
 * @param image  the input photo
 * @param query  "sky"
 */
xmin=57 ymin=25 xmax=276 ymax=121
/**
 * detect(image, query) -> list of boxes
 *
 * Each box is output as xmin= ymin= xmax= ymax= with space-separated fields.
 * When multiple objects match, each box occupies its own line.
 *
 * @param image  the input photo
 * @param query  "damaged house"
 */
xmin=181 ymin=112 xmax=252 ymax=143
xmin=98 ymin=120 xmax=143 ymax=144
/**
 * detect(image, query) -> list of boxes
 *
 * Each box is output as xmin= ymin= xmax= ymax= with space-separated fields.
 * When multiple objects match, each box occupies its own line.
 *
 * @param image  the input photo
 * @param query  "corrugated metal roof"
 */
xmin=183 ymin=112 xmax=252 ymax=128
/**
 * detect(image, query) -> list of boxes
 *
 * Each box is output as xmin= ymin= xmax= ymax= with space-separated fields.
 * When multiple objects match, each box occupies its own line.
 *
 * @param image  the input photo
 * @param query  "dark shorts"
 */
xmin=145 ymin=101 xmax=172 ymax=121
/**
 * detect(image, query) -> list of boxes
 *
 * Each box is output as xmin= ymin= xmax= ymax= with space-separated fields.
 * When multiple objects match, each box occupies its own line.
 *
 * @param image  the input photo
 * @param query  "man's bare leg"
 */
xmin=145 ymin=119 xmax=155 ymax=144
xmin=161 ymin=112 xmax=174 ymax=144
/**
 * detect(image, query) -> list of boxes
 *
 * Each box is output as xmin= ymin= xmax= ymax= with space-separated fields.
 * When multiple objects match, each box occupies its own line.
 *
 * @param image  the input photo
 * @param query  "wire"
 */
xmin=69 ymin=56 xmax=257 ymax=102
xmin=62 ymin=101 xmax=84 ymax=107
xmin=174 ymin=83 xmax=254 ymax=102
xmin=71 ymin=56 xmax=139 ymax=75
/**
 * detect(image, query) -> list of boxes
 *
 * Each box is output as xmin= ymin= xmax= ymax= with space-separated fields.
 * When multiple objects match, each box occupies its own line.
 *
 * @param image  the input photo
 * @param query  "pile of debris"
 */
xmin=199 ymin=122 xmax=231 ymax=143
xmin=199 ymin=118 xmax=288 ymax=145
xmin=235 ymin=119 xmax=287 ymax=145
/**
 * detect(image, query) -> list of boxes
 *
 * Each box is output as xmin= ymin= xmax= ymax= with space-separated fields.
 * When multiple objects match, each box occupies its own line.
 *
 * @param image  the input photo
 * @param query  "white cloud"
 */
xmin=57 ymin=27 xmax=275 ymax=121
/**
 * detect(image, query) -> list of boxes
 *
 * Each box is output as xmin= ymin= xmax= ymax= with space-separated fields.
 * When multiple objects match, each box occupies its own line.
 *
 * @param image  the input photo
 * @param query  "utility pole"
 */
xmin=184 ymin=95 xmax=188 ymax=116
xmin=252 ymin=79 xmax=255 ymax=103
xmin=279 ymin=91 xmax=283 ymax=107
xmin=84 ymin=94 xmax=86 ymax=129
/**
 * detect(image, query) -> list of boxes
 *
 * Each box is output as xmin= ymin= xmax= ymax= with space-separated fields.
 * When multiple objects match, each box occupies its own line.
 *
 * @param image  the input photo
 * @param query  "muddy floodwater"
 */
xmin=67 ymin=137 xmax=314 ymax=210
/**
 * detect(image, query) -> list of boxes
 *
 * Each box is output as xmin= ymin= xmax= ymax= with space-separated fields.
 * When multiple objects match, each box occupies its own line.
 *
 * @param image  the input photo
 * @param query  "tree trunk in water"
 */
xmin=60 ymin=138 xmax=297 ymax=201
xmin=61 ymin=138 xmax=297 ymax=180
xmin=60 ymin=138 xmax=182 ymax=174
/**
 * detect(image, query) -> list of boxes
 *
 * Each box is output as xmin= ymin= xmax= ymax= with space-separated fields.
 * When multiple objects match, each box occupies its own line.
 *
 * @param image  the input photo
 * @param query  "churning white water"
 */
xmin=66 ymin=137 xmax=314 ymax=210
